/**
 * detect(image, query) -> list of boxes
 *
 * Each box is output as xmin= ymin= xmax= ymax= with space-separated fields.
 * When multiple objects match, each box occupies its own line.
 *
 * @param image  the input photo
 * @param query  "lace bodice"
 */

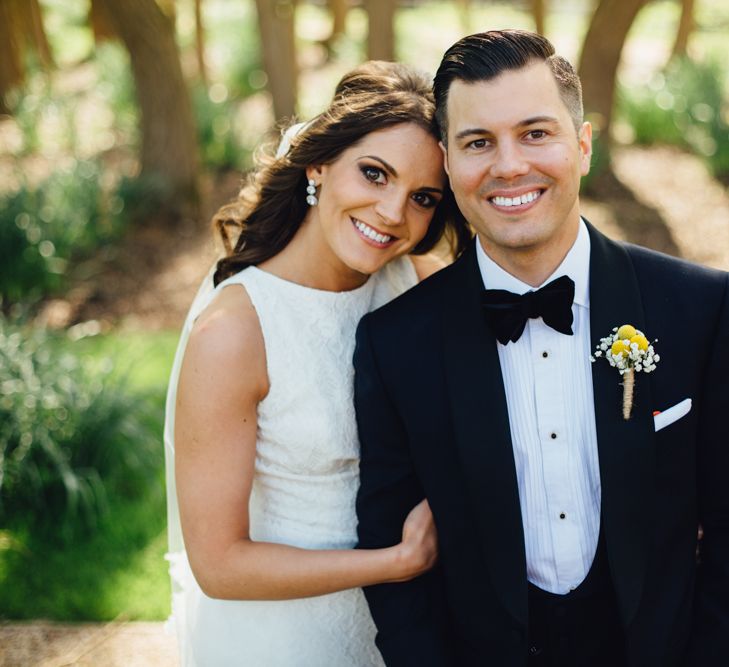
xmin=234 ymin=265 xmax=382 ymax=549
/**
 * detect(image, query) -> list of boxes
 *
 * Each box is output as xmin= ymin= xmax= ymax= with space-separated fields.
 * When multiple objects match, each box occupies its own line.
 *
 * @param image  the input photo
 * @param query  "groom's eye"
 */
xmin=467 ymin=138 xmax=487 ymax=150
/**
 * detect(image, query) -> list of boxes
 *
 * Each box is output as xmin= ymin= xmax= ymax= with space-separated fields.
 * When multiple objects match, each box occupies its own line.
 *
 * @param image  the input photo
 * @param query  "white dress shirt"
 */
xmin=476 ymin=220 xmax=601 ymax=594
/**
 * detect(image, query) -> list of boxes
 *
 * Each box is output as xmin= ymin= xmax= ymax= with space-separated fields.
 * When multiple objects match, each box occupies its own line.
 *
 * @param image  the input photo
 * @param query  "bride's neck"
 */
xmin=258 ymin=218 xmax=368 ymax=292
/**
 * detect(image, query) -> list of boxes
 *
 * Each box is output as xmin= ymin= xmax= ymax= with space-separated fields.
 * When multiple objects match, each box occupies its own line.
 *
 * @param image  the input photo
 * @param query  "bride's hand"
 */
xmin=390 ymin=499 xmax=438 ymax=582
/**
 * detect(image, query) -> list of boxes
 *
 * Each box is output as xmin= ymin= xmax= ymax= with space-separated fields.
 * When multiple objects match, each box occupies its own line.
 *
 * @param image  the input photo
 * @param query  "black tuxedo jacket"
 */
xmin=354 ymin=223 xmax=729 ymax=667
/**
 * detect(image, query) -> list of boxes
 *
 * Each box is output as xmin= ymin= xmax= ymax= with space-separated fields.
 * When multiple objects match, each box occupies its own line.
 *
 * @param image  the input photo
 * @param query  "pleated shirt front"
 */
xmin=476 ymin=220 xmax=601 ymax=595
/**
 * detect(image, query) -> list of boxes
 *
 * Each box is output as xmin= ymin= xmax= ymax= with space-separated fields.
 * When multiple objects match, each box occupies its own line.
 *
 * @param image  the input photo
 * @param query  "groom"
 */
xmin=354 ymin=30 xmax=729 ymax=666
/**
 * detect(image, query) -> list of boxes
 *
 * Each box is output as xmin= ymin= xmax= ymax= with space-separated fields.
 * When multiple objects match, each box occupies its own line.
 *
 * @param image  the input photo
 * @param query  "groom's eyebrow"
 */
xmin=520 ymin=115 xmax=559 ymax=126
xmin=454 ymin=128 xmax=489 ymax=140
xmin=454 ymin=116 xmax=561 ymax=140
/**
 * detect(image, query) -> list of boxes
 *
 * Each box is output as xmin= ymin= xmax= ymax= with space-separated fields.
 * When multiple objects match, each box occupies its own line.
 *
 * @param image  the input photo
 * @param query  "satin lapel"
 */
xmin=443 ymin=242 xmax=527 ymax=627
xmin=587 ymin=222 xmax=655 ymax=625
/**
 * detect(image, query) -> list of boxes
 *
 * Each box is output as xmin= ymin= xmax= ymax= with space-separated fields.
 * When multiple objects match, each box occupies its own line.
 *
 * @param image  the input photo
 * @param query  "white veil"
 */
xmin=164 ymin=264 xmax=217 ymax=583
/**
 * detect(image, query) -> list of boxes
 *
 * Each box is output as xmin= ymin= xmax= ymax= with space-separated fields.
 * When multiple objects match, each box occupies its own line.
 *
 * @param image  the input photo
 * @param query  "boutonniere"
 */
xmin=591 ymin=324 xmax=660 ymax=420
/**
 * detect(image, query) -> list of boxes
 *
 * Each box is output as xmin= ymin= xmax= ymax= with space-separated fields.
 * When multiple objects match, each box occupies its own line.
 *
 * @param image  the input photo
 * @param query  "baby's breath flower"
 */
xmin=592 ymin=323 xmax=660 ymax=420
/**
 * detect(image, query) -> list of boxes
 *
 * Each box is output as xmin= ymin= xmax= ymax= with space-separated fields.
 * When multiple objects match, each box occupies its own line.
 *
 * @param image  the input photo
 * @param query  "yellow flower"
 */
xmin=611 ymin=340 xmax=630 ymax=357
xmin=617 ymin=324 xmax=637 ymax=339
xmin=630 ymin=333 xmax=649 ymax=351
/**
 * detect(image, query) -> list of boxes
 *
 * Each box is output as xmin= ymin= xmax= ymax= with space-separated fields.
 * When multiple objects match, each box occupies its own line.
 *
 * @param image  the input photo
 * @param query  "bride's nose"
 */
xmin=374 ymin=190 xmax=407 ymax=227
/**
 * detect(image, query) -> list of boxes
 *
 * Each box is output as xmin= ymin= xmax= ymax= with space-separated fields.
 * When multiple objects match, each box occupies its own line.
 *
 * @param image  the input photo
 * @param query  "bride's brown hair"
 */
xmin=213 ymin=61 xmax=471 ymax=285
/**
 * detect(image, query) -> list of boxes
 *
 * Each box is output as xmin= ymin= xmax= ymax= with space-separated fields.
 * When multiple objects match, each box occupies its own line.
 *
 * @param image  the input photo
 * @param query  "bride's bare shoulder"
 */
xmin=184 ymin=283 xmax=268 ymax=399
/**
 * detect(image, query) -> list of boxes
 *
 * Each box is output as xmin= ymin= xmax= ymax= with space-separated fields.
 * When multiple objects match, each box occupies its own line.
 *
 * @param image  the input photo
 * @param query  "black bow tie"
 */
xmin=481 ymin=275 xmax=575 ymax=345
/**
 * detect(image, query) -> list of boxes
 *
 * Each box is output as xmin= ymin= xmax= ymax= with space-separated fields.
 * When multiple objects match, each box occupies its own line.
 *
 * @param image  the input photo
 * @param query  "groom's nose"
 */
xmin=489 ymin=139 xmax=530 ymax=181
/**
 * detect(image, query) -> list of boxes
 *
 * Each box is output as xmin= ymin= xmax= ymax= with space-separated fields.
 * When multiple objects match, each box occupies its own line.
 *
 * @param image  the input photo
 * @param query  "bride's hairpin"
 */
xmin=275 ymin=120 xmax=313 ymax=159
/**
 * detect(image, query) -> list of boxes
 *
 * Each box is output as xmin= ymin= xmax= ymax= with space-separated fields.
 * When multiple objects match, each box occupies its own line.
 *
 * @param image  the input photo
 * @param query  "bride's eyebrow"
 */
xmin=359 ymin=155 xmax=398 ymax=177
xmin=358 ymin=155 xmax=444 ymax=194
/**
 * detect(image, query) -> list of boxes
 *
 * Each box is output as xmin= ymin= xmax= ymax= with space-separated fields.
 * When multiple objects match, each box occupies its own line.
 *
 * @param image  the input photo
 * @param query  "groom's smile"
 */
xmin=488 ymin=186 xmax=544 ymax=212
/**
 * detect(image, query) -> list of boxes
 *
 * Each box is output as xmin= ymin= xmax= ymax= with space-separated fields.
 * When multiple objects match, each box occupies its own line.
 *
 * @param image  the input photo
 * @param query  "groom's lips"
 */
xmin=488 ymin=187 xmax=545 ymax=213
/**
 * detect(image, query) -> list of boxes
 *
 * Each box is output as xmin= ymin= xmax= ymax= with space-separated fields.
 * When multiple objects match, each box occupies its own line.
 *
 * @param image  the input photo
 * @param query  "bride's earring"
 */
xmin=306 ymin=179 xmax=318 ymax=206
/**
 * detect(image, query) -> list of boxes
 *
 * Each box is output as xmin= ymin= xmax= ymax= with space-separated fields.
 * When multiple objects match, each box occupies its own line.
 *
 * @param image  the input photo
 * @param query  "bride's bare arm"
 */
xmin=175 ymin=285 xmax=436 ymax=601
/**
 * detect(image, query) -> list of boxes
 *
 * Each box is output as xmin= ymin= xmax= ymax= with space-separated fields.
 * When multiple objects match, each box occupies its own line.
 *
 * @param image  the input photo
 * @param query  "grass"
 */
xmin=0 ymin=329 xmax=179 ymax=621
xmin=0 ymin=492 xmax=169 ymax=621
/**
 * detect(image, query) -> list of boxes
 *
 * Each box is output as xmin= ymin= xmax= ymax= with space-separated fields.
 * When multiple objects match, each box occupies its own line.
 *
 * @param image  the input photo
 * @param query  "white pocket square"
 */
xmin=654 ymin=398 xmax=692 ymax=432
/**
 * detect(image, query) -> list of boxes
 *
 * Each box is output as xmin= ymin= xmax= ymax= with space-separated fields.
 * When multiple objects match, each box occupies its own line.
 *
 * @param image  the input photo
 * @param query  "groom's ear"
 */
xmin=578 ymin=122 xmax=592 ymax=177
xmin=439 ymin=141 xmax=450 ymax=177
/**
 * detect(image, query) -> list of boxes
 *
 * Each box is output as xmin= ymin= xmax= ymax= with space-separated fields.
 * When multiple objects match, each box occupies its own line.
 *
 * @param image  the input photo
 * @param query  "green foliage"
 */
xmin=0 ymin=160 xmax=124 ymax=304
xmin=0 ymin=493 xmax=169 ymax=621
xmin=619 ymin=57 xmax=729 ymax=177
xmin=214 ymin=2 xmax=265 ymax=100
xmin=0 ymin=328 xmax=176 ymax=621
xmin=0 ymin=318 xmax=162 ymax=539
xmin=113 ymin=172 xmax=175 ymax=223
xmin=193 ymin=85 xmax=244 ymax=171
xmin=94 ymin=43 xmax=139 ymax=147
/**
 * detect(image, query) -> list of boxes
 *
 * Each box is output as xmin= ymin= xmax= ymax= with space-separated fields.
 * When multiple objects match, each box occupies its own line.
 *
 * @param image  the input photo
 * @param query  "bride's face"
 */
xmin=305 ymin=122 xmax=446 ymax=281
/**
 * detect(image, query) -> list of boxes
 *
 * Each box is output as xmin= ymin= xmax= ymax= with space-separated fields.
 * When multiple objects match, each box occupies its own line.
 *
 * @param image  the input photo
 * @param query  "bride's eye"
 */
xmin=360 ymin=165 xmax=387 ymax=184
xmin=412 ymin=192 xmax=438 ymax=209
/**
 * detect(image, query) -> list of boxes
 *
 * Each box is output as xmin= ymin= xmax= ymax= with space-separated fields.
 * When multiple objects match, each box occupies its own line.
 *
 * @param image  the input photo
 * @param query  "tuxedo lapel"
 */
xmin=587 ymin=223 xmax=655 ymax=625
xmin=442 ymin=242 xmax=527 ymax=627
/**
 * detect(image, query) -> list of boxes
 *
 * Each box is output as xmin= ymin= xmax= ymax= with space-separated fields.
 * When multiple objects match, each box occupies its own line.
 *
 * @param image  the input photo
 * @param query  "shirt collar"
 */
xmin=475 ymin=218 xmax=590 ymax=308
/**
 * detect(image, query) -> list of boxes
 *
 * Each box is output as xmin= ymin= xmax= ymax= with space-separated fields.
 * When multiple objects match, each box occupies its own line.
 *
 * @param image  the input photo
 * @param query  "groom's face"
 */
xmin=441 ymin=61 xmax=592 ymax=270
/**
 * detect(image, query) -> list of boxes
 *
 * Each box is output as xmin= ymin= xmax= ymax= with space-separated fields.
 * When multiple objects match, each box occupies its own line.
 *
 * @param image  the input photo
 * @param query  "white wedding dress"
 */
xmin=164 ymin=257 xmax=418 ymax=666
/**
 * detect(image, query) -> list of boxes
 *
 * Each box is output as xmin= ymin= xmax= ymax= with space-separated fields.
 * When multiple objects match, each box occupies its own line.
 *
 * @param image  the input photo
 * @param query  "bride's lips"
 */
xmin=488 ymin=187 xmax=545 ymax=213
xmin=351 ymin=217 xmax=397 ymax=248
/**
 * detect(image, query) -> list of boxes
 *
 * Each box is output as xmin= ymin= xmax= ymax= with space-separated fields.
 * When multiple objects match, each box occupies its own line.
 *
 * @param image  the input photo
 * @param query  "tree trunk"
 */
xmin=670 ymin=0 xmax=695 ymax=60
xmin=578 ymin=0 xmax=650 ymax=155
xmin=327 ymin=0 xmax=348 ymax=42
xmin=0 ymin=2 xmax=25 ymax=109
xmin=27 ymin=0 xmax=54 ymax=69
xmin=365 ymin=0 xmax=395 ymax=61
xmin=0 ymin=0 xmax=54 ymax=112
xmin=454 ymin=0 xmax=471 ymax=34
xmin=194 ymin=0 xmax=208 ymax=85
xmin=253 ymin=0 xmax=298 ymax=121
xmin=90 ymin=0 xmax=116 ymax=43
xmin=96 ymin=0 xmax=199 ymax=210
xmin=530 ymin=0 xmax=546 ymax=36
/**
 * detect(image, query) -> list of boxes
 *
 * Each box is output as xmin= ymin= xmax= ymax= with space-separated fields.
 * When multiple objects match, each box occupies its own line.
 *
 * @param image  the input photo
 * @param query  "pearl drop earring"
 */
xmin=306 ymin=179 xmax=318 ymax=206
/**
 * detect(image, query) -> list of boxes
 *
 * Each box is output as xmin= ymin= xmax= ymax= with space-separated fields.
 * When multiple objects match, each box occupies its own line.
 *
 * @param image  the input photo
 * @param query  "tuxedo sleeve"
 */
xmin=686 ymin=273 xmax=729 ymax=665
xmin=354 ymin=315 xmax=454 ymax=667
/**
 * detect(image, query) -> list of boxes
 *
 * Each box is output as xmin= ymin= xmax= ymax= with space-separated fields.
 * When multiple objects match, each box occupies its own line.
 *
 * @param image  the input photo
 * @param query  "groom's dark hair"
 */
xmin=433 ymin=29 xmax=583 ymax=144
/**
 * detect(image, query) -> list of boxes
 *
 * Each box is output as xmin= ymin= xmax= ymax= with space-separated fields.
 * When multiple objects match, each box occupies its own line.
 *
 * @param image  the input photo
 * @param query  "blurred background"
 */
xmin=1 ymin=0 xmax=728 ymax=663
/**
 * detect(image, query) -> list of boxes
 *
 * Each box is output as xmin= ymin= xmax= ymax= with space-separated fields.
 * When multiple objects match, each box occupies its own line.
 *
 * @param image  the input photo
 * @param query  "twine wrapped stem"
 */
xmin=622 ymin=368 xmax=635 ymax=420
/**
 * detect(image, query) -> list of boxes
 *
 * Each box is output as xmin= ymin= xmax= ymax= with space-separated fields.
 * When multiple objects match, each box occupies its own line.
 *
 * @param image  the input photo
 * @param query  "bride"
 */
xmin=164 ymin=61 xmax=470 ymax=666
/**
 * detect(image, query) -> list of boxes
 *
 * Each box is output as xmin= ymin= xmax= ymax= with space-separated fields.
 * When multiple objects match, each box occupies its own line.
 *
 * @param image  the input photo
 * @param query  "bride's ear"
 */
xmin=305 ymin=165 xmax=325 ymax=183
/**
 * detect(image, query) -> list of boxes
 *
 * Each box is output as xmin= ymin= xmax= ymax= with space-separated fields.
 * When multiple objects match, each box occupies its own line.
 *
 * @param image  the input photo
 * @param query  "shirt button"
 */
xmin=559 ymin=512 xmax=566 ymax=519
xmin=551 ymin=432 xmax=557 ymax=439
xmin=542 ymin=351 xmax=549 ymax=358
